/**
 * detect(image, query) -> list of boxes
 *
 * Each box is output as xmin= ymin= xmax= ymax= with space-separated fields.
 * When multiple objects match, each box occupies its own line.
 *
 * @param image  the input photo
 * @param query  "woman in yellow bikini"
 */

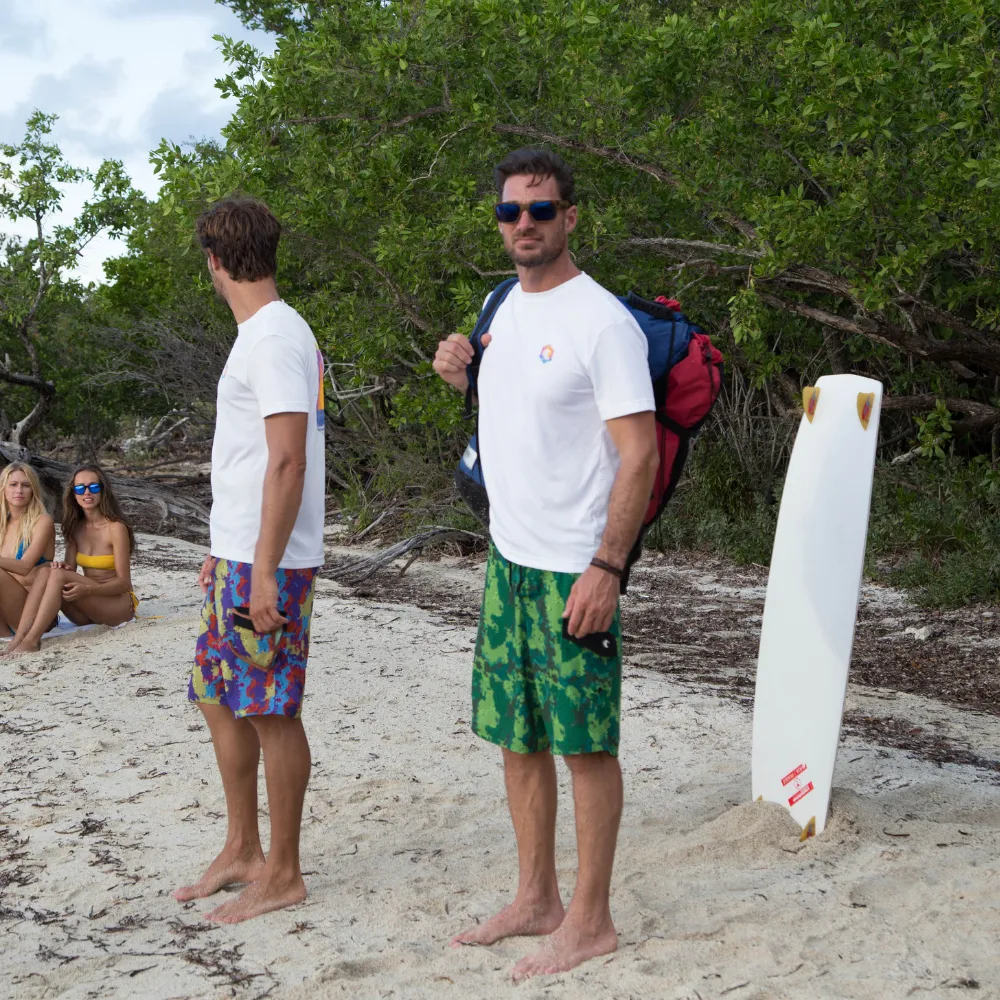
xmin=0 ymin=463 xmax=56 ymax=638
xmin=5 ymin=465 xmax=137 ymax=655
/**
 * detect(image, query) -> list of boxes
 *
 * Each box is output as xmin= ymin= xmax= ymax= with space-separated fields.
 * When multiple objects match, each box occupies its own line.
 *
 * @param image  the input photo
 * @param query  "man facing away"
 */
xmin=432 ymin=148 xmax=659 ymax=980
xmin=175 ymin=197 xmax=326 ymax=924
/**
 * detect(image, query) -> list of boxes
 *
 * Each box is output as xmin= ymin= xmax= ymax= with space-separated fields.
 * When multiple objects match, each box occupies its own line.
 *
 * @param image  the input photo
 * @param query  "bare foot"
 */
xmin=6 ymin=640 xmax=40 ymax=658
xmin=450 ymin=897 xmax=565 ymax=948
xmin=1 ymin=635 xmax=24 ymax=656
xmin=173 ymin=847 xmax=265 ymax=902
xmin=511 ymin=916 xmax=617 ymax=982
xmin=205 ymin=869 xmax=306 ymax=924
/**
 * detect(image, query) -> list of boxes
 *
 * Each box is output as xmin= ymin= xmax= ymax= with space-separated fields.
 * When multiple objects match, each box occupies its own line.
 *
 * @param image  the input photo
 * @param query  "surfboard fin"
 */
xmin=857 ymin=392 xmax=875 ymax=430
xmin=799 ymin=816 xmax=817 ymax=842
xmin=803 ymin=386 xmax=820 ymax=422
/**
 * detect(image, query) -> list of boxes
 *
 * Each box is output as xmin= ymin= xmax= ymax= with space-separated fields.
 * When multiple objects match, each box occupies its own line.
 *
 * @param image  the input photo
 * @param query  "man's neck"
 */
xmin=516 ymin=251 xmax=581 ymax=294
xmin=226 ymin=278 xmax=281 ymax=326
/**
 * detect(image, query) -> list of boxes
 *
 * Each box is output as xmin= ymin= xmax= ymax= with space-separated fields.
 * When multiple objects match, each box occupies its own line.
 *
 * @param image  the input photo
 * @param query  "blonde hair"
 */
xmin=0 ymin=463 xmax=47 ymax=556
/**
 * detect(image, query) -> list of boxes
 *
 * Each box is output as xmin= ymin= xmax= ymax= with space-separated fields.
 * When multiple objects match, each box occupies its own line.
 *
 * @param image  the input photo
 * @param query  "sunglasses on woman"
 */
xmin=494 ymin=200 xmax=572 ymax=224
xmin=73 ymin=483 xmax=103 ymax=495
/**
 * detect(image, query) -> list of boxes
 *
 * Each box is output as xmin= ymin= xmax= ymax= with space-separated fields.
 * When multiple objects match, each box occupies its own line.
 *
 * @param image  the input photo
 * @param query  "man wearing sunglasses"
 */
xmin=433 ymin=149 xmax=659 ymax=980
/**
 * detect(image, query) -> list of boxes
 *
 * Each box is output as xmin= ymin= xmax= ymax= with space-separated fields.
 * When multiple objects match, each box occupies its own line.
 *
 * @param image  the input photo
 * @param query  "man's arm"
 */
xmin=564 ymin=411 xmax=659 ymax=637
xmin=250 ymin=410 xmax=309 ymax=632
xmin=595 ymin=411 xmax=660 ymax=570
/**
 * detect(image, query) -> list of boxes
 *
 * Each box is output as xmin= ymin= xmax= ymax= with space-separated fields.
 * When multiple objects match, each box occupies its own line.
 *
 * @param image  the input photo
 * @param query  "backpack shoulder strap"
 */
xmin=465 ymin=278 xmax=518 ymax=415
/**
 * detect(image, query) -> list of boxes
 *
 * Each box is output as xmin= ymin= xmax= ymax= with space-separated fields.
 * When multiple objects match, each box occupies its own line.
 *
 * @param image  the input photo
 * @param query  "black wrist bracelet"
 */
xmin=590 ymin=557 xmax=624 ymax=579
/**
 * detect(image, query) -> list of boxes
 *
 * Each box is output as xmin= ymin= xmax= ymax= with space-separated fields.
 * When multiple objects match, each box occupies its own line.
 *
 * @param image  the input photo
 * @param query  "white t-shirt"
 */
xmin=210 ymin=300 xmax=326 ymax=569
xmin=477 ymin=272 xmax=654 ymax=574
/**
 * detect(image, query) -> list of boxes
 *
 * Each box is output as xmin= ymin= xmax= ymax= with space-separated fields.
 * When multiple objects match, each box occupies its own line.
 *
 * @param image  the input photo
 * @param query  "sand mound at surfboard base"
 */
xmin=663 ymin=800 xmax=804 ymax=865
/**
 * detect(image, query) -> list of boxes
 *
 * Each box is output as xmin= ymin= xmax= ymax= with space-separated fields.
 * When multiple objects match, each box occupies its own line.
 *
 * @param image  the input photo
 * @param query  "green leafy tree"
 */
xmin=132 ymin=0 xmax=997 ymax=435
xmin=0 ymin=112 xmax=141 ymax=445
xmin=98 ymin=0 xmax=1000 ymax=594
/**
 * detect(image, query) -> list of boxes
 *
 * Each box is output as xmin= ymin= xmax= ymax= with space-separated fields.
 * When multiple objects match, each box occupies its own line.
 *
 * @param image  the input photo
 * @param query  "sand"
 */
xmin=0 ymin=534 xmax=998 ymax=1000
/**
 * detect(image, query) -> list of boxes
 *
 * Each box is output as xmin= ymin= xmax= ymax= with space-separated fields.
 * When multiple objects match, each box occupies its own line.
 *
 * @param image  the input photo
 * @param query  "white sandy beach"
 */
xmin=0 ymin=534 xmax=998 ymax=999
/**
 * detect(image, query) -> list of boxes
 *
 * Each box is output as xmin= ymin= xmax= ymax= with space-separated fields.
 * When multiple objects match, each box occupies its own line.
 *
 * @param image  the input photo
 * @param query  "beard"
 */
xmin=505 ymin=234 xmax=566 ymax=269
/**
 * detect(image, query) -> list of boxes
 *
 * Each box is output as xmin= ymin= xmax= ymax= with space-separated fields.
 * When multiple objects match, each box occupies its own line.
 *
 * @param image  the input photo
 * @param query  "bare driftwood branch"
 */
xmin=894 ymin=294 xmax=994 ymax=345
xmin=756 ymin=293 xmax=1000 ymax=375
xmin=404 ymin=125 xmax=473 ymax=190
xmin=637 ymin=249 xmax=997 ymax=352
xmin=626 ymin=237 xmax=764 ymax=259
xmin=326 ymin=527 xmax=484 ymax=586
xmin=0 ymin=359 xmax=56 ymax=443
xmin=881 ymin=394 xmax=1000 ymax=431
xmin=0 ymin=362 xmax=55 ymax=394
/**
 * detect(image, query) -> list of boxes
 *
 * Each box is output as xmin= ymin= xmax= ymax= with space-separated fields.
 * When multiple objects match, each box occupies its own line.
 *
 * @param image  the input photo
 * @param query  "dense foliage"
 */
xmin=6 ymin=0 xmax=1000 ymax=601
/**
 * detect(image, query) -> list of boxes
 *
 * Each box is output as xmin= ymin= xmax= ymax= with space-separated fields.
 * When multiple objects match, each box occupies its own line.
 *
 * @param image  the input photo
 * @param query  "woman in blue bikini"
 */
xmin=0 ymin=463 xmax=56 ymax=639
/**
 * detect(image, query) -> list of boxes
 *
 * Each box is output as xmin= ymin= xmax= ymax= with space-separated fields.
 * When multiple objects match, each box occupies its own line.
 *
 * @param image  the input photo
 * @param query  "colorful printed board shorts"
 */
xmin=472 ymin=543 xmax=622 ymax=757
xmin=188 ymin=559 xmax=317 ymax=719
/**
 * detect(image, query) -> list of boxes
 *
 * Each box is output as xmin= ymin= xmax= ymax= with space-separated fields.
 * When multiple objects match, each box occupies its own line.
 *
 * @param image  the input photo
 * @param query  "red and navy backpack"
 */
xmin=456 ymin=279 xmax=724 ymax=592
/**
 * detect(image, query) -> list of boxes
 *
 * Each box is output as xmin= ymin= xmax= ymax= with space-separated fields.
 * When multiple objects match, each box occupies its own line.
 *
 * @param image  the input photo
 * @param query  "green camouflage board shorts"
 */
xmin=472 ymin=543 xmax=622 ymax=756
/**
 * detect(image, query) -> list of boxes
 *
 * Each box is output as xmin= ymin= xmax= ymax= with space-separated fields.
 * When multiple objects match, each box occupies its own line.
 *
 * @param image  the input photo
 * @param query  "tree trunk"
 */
xmin=10 ymin=391 xmax=54 ymax=446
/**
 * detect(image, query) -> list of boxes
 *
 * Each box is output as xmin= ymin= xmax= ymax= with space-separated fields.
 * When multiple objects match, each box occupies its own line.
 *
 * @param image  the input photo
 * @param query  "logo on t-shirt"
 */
xmin=539 ymin=345 xmax=554 ymax=364
xmin=316 ymin=348 xmax=326 ymax=430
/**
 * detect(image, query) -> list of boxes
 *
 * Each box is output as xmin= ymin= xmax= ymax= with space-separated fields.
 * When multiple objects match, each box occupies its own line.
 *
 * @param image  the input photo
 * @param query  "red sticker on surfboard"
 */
xmin=781 ymin=763 xmax=807 ymax=787
xmin=788 ymin=783 xmax=814 ymax=806
xmin=857 ymin=392 xmax=875 ymax=430
xmin=803 ymin=386 xmax=820 ymax=423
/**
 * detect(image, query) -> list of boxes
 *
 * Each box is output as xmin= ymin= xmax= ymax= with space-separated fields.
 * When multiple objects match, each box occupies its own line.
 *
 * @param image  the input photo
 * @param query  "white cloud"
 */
xmin=0 ymin=0 xmax=275 ymax=284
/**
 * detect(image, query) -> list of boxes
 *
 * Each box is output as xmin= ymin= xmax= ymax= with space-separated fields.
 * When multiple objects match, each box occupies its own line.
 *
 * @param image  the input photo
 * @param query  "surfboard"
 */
xmin=751 ymin=373 xmax=883 ymax=837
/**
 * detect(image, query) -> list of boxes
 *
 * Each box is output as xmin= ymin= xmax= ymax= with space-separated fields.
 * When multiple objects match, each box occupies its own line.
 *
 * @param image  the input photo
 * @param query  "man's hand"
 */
xmin=198 ymin=556 xmax=217 ymax=594
xmin=563 ymin=565 xmax=619 ymax=637
xmin=62 ymin=576 xmax=93 ymax=602
xmin=432 ymin=332 xmax=492 ymax=392
xmin=249 ymin=567 xmax=289 ymax=634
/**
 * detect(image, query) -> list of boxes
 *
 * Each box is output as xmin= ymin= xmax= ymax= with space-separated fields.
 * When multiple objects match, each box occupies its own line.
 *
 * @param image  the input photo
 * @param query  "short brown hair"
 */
xmin=196 ymin=197 xmax=281 ymax=282
xmin=495 ymin=147 xmax=575 ymax=203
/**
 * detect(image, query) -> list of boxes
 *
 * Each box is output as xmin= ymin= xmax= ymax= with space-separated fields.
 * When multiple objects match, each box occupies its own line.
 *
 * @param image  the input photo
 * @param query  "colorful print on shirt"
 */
xmin=316 ymin=348 xmax=326 ymax=430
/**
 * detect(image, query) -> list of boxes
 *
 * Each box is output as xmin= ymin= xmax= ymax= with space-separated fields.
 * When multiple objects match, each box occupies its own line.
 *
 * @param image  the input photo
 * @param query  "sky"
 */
xmin=0 ymin=0 xmax=275 ymax=284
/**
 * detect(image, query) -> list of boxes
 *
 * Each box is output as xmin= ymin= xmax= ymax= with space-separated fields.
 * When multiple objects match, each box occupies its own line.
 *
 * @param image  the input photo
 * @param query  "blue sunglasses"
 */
xmin=73 ymin=483 xmax=102 ymax=495
xmin=495 ymin=199 xmax=571 ymax=224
